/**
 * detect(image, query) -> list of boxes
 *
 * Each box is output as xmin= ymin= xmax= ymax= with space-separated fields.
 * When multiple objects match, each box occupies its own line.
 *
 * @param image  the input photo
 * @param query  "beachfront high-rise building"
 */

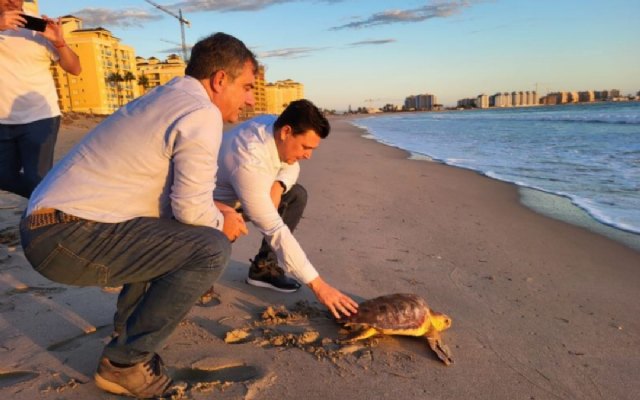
xmin=404 ymin=95 xmax=416 ymax=110
xmin=136 ymin=54 xmax=186 ymax=94
xmin=476 ymin=94 xmax=489 ymax=109
xmin=579 ymin=91 xmax=595 ymax=102
xmin=51 ymin=16 xmax=139 ymax=114
xmin=254 ymin=65 xmax=267 ymax=114
xmin=568 ymin=92 xmax=579 ymax=103
xmin=416 ymin=94 xmax=437 ymax=111
xmin=265 ymin=79 xmax=304 ymax=115
xmin=467 ymin=90 xmax=537 ymax=108
xmin=491 ymin=92 xmax=507 ymax=107
xmin=241 ymin=65 xmax=266 ymax=118
xmin=404 ymin=93 xmax=437 ymax=111
xmin=23 ymin=0 xmax=38 ymax=14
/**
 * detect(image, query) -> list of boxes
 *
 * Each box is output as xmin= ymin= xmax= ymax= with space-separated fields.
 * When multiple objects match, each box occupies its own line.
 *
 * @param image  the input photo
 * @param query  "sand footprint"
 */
xmin=170 ymin=363 xmax=260 ymax=385
xmin=162 ymin=362 xmax=261 ymax=396
xmin=0 ymin=370 xmax=39 ymax=389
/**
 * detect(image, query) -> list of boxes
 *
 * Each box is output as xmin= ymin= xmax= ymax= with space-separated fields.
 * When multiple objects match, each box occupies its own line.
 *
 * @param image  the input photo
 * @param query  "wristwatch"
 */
xmin=277 ymin=180 xmax=286 ymax=191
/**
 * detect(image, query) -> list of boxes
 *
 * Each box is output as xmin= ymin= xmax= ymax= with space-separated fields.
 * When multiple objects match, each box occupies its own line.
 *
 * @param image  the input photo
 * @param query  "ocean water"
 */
xmin=352 ymin=102 xmax=640 ymax=245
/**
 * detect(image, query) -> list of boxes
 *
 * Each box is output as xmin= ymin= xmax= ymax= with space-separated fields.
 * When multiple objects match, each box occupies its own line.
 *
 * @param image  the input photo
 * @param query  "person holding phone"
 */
xmin=0 ymin=0 xmax=81 ymax=198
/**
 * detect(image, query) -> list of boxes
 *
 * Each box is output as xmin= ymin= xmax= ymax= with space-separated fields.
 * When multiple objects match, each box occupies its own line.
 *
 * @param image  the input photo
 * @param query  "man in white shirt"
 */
xmin=0 ymin=0 xmax=81 ymax=197
xmin=20 ymin=32 xmax=253 ymax=398
xmin=213 ymin=100 xmax=359 ymax=318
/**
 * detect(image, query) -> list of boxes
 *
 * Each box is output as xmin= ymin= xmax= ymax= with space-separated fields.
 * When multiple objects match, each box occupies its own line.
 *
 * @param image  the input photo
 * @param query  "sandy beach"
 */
xmin=1 ymin=114 xmax=639 ymax=399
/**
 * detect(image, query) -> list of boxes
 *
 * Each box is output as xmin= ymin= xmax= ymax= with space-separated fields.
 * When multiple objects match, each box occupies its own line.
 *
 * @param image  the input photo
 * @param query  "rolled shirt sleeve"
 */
xmin=275 ymin=162 xmax=300 ymax=193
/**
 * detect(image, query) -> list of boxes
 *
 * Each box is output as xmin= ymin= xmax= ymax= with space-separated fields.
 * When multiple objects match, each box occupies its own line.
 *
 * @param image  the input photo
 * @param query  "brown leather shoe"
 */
xmin=94 ymin=354 xmax=173 ymax=398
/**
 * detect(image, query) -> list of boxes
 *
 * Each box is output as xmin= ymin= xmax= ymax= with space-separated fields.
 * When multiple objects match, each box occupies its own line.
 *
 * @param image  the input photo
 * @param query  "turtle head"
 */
xmin=430 ymin=311 xmax=452 ymax=332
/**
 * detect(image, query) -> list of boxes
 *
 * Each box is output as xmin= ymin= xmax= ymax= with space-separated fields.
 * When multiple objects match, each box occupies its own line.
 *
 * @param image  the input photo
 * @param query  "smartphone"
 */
xmin=20 ymin=14 xmax=47 ymax=32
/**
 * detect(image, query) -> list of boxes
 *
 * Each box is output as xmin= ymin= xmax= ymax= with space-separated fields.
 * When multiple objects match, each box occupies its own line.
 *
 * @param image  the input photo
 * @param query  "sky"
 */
xmin=37 ymin=0 xmax=640 ymax=111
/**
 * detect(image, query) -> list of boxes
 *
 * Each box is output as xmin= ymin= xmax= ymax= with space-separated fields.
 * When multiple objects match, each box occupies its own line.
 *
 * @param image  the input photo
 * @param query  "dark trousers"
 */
xmin=20 ymin=216 xmax=230 ymax=364
xmin=0 ymin=116 xmax=60 ymax=198
xmin=253 ymin=183 xmax=307 ymax=263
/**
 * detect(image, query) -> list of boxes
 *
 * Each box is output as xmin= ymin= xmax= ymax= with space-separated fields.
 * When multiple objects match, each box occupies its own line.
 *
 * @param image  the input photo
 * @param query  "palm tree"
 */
xmin=138 ymin=74 xmax=150 ymax=94
xmin=106 ymin=72 xmax=124 ymax=106
xmin=122 ymin=71 xmax=136 ymax=101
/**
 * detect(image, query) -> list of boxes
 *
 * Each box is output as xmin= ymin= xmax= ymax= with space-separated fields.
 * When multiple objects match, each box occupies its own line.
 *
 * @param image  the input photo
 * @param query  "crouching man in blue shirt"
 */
xmin=19 ymin=33 xmax=254 ymax=398
xmin=211 ymin=99 xmax=359 ymax=318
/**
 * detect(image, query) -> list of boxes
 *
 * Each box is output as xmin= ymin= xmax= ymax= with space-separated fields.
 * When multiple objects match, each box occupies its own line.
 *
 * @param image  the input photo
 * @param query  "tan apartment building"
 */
xmin=23 ymin=0 xmax=38 ymax=15
xmin=253 ymin=65 xmax=267 ymax=114
xmin=265 ymin=79 xmax=304 ymax=114
xmin=239 ymin=64 xmax=267 ymax=119
xmin=136 ymin=54 xmax=185 ymax=94
xmin=476 ymin=94 xmax=489 ymax=109
xmin=51 ymin=16 xmax=139 ymax=114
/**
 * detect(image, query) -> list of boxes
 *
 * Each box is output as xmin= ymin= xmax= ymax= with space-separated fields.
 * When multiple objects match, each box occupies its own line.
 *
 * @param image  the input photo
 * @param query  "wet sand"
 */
xmin=1 ymin=114 xmax=639 ymax=399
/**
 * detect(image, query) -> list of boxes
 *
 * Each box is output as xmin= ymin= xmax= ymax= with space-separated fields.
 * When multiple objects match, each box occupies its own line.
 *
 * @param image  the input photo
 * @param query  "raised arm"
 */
xmin=41 ymin=16 xmax=81 ymax=75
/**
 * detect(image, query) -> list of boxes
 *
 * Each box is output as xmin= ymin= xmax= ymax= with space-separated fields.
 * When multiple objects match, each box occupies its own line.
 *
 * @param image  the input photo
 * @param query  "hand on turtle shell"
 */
xmin=307 ymin=276 xmax=358 ymax=319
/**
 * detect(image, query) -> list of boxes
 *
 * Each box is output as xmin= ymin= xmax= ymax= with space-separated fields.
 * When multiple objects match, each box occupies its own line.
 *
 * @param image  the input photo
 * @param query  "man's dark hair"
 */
xmin=185 ymin=32 xmax=258 ymax=80
xmin=274 ymin=99 xmax=330 ymax=139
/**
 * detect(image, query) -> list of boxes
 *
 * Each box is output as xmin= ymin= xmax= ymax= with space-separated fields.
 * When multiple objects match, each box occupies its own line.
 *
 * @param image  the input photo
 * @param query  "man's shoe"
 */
xmin=94 ymin=353 xmax=173 ymax=398
xmin=246 ymin=258 xmax=301 ymax=293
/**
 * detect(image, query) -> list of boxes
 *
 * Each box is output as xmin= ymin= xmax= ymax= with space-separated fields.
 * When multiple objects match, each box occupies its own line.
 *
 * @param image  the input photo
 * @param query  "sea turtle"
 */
xmin=340 ymin=293 xmax=453 ymax=365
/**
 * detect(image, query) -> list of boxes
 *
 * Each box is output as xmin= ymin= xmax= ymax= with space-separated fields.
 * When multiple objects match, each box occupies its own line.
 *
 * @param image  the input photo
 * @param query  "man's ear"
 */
xmin=279 ymin=125 xmax=292 ymax=140
xmin=210 ymin=70 xmax=227 ymax=93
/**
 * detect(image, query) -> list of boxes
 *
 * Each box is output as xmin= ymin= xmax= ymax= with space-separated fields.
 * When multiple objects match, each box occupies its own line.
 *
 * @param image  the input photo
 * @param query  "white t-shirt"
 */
xmin=0 ymin=27 xmax=61 ymax=124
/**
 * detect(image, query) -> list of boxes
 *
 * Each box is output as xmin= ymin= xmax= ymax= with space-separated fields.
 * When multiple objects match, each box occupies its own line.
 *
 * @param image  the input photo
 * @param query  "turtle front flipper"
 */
xmin=426 ymin=332 xmax=454 ymax=366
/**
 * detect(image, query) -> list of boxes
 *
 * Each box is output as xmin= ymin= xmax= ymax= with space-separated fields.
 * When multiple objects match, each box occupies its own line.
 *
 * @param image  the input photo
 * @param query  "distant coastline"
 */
xmin=346 ymin=101 xmax=640 ymax=251
xmin=339 ymin=98 xmax=640 ymax=116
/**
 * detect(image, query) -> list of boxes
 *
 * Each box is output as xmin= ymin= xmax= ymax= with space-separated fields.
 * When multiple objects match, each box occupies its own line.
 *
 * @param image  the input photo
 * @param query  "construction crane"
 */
xmin=144 ymin=0 xmax=191 ymax=62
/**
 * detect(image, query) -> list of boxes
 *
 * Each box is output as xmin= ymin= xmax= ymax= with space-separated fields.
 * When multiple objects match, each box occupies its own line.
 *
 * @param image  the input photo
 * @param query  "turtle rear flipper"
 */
xmin=426 ymin=333 xmax=454 ymax=366
xmin=341 ymin=326 xmax=379 ymax=344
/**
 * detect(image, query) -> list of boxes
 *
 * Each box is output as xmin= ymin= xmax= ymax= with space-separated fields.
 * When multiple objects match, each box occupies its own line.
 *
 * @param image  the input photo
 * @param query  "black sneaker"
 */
xmin=94 ymin=353 xmax=173 ymax=398
xmin=246 ymin=258 xmax=301 ymax=293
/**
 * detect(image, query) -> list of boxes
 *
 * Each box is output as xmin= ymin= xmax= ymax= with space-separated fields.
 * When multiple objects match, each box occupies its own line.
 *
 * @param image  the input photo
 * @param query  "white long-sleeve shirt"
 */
xmin=27 ymin=76 xmax=225 ymax=230
xmin=214 ymin=115 xmax=319 ymax=284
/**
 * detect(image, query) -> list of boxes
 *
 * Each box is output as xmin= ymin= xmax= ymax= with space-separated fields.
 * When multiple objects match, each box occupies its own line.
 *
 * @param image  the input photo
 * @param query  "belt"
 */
xmin=24 ymin=208 xmax=82 ymax=230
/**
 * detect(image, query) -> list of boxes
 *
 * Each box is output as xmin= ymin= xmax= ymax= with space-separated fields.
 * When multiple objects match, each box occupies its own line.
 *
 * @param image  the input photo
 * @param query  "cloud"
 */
xmin=258 ymin=47 xmax=326 ymax=59
xmin=331 ymin=0 xmax=474 ymax=30
xmin=167 ymin=0 xmax=342 ymax=13
xmin=349 ymin=38 xmax=396 ymax=46
xmin=71 ymin=7 xmax=163 ymax=28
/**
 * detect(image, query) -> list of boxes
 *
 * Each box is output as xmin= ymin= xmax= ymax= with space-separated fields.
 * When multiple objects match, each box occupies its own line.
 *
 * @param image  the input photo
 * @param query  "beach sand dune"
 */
xmin=1 ymin=114 xmax=639 ymax=399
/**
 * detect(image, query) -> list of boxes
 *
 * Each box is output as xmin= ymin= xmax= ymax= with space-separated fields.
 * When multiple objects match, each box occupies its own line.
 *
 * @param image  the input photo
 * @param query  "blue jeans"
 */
xmin=20 ymin=216 xmax=230 ymax=364
xmin=0 ymin=116 xmax=60 ymax=198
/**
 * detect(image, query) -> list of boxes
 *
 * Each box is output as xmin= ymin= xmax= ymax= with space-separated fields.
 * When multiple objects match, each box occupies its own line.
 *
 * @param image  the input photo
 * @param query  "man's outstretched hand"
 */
xmin=308 ymin=276 xmax=358 ymax=319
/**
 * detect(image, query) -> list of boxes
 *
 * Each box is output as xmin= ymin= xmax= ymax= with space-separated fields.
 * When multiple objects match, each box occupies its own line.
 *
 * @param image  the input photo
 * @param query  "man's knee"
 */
xmin=286 ymin=184 xmax=308 ymax=207
xmin=199 ymin=229 xmax=231 ymax=270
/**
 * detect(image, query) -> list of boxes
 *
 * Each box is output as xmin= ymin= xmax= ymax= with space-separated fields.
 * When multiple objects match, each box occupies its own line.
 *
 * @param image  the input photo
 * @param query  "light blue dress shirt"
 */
xmin=214 ymin=115 xmax=319 ymax=284
xmin=27 ymin=76 xmax=225 ymax=230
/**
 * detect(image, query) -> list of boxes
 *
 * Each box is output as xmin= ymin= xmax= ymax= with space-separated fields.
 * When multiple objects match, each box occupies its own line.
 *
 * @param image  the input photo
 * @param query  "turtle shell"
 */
xmin=346 ymin=293 xmax=430 ymax=331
